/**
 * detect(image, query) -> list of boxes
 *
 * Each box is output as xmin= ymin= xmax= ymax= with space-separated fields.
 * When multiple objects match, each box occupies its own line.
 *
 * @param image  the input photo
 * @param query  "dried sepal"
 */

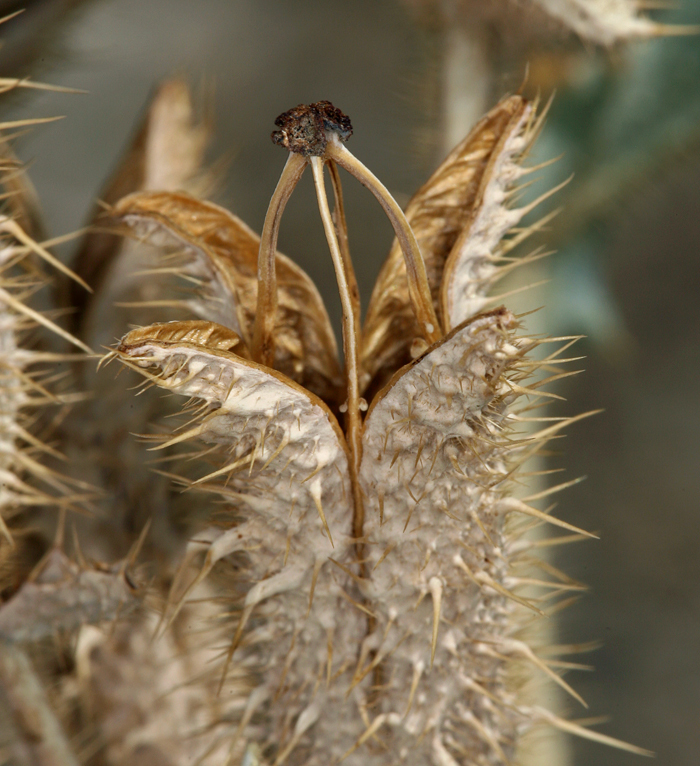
xmin=360 ymin=95 xmax=532 ymax=396
xmin=111 ymin=190 xmax=343 ymax=403
xmin=441 ymin=98 xmax=556 ymax=329
xmin=71 ymin=78 xmax=210 ymax=328
xmin=116 ymin=321 xmax=368 ymax=761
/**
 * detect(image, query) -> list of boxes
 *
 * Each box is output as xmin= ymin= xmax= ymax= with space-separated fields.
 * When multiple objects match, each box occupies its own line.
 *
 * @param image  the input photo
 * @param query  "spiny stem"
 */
xmin=310 ymin=157 xmax=365 ymax=540
xmin=325 ymin=136 xmax=442 ymax=345
xmin=251 ymin=152 xmax=307 ymax=367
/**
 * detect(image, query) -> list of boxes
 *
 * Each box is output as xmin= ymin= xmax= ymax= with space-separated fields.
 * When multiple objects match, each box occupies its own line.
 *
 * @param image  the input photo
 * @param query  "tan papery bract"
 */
xmin=360 ymin=95 xmax=529 ymax=398
xmin=112 ymin=191 xmax=343 ymax=404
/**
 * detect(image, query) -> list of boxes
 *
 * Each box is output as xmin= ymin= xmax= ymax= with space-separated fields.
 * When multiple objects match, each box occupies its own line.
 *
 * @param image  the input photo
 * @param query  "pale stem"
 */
xmin=252 ymin=152 xmax=307 ymax=367
xmin=325 ymin=137 xmax=442 ymax=344
xmin=310 ymin=156 xmax=365 ymax=539
xmin=327 ymin=160 xmax=361 ymax=328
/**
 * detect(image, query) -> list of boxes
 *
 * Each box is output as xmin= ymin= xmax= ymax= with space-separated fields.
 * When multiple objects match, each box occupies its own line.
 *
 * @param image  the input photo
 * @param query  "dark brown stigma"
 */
xmin=271 ymin=100 xmax=353 ymax=156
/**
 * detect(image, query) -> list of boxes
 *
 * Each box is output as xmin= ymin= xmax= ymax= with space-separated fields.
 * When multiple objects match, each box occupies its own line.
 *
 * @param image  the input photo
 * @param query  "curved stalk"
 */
xmin=251 ymin=152 xmax=307 ymax=367
xmin=327 ymin=159 xmax=360 ymax=330
xmin=310 ymin=157 xmax=365 ymax=540
xmin=325 ymin=137 xmax=442 ymax=345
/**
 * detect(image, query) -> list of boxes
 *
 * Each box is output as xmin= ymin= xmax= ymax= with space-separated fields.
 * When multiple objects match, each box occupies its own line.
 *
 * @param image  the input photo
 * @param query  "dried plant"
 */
xmin=408 ymin=0 xmax=689 ymax=46
xmin=61 ymin=94 xmax=644 ymax=765
xmin=0 ymin=63 xmax=657 ymax=766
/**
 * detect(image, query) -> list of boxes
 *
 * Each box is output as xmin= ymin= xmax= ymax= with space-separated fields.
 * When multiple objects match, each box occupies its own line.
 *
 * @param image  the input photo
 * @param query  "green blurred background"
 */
xmin=1 ymin=0 xmax=699 ymax=763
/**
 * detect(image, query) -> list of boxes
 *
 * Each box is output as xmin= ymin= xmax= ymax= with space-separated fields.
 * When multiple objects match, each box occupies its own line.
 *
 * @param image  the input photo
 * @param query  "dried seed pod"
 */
xmin=60 ymin=81 xmax=215 ymax=567
xmin=0 ymin=547 xmax=139 ymax=643
xmin=73 ymin=599 xmax=248 ymax=766
xmin=359 ymin=308 xmax=567 ymax=764
xmin=107 ymin=94 xmax=649 ymax=766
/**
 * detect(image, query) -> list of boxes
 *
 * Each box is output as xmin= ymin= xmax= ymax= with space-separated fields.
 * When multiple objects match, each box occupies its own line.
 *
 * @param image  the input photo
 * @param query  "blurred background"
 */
xmin=0 ymin=0 xmax=698 ymax=763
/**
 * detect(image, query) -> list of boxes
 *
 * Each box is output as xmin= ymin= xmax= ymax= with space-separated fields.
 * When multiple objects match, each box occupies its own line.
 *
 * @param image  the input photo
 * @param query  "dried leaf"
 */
xmin=111 ymin=191 xmax=343 ymax=403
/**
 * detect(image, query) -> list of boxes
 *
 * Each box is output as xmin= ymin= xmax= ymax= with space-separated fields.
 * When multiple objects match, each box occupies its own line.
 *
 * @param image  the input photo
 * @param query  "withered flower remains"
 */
xmin=104 ymin=97 xmax=649 ymax=765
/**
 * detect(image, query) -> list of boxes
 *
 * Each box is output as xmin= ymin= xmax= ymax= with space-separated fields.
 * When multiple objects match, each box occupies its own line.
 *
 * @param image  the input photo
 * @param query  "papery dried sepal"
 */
xmin=361 ymin=95 xmax=532 ymax=396
xmin=112 ymin=191 xmax=343 ymax=403
xmin=116 ymin=320 xmax=369 ymax=762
